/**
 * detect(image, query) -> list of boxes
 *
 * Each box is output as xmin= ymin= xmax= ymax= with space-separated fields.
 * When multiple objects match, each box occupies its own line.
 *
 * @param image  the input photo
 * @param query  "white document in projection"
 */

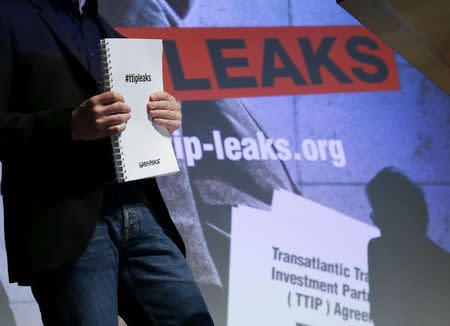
xmin=228 ymin=190 xmax=379 ymax=326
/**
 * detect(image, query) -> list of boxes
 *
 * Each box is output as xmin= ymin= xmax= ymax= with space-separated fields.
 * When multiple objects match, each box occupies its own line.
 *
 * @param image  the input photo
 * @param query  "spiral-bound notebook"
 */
xmin=100 ymin=38 xmax=179 ymax=182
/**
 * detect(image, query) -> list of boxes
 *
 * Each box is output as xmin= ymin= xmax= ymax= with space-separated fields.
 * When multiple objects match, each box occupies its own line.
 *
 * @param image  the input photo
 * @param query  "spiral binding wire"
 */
xmin=100 ymin=39 xmax=127 ymax=182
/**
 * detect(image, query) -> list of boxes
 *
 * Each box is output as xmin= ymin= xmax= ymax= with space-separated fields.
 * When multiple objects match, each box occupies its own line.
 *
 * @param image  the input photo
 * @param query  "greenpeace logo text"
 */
xmin=125 ymin=73 xmax=152 ymax=84
xmin=139 ymin=159 xmax=161 ymax=168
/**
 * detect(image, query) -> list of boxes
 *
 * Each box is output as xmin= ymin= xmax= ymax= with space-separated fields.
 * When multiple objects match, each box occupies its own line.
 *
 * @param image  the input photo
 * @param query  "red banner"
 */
xmin=118 ymin=27 xmax=400 ymax=101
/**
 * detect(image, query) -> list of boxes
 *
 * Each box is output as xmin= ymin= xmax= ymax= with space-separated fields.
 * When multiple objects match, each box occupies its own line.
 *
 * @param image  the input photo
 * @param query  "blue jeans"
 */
xmin=30 ymin=184 xmax=214 ymax=326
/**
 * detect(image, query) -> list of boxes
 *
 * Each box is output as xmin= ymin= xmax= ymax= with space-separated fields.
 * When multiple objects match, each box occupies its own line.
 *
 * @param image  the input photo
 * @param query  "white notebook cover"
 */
xmin=101 ymin=38 xmax=179 ymax=182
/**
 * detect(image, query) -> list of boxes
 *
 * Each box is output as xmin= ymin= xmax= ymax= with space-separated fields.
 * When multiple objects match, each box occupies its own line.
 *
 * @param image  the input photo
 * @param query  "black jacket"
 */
xmin=0 ymin=0 xmax=185 ymax=285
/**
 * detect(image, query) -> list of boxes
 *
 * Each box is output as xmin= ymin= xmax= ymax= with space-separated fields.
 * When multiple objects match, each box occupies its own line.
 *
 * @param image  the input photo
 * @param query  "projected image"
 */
xmin=101 ymin=1 xmax=450 ymax=325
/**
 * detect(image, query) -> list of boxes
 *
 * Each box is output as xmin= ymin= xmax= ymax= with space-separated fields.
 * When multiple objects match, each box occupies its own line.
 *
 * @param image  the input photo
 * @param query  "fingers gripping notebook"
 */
xmin=100 ymin=38 xmax=179 ymax=182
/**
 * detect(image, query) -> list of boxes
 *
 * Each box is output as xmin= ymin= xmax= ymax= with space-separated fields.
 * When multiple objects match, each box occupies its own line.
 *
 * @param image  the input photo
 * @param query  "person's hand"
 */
xmin=147 ymin=91 xmax=182 ymax=135
xmin=71 ymin=91 xmax=131 ymax=141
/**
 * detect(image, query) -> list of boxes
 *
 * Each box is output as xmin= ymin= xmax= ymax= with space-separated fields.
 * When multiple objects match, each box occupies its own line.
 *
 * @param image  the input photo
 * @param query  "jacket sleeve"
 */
xmin=0 ymin=13 xmax=74 ymax=161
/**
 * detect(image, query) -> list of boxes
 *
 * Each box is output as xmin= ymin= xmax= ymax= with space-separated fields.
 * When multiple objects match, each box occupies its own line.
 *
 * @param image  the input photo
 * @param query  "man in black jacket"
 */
xmin=0 ymin=0 xmax=213 ymax=325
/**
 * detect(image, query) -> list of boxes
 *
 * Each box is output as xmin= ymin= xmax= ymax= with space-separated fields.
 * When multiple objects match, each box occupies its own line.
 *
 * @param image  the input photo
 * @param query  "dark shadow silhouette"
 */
xmin=366 ymin=167 xmax=450 ymax=326
xmin=0 ymin=280 xmax=16 ymax=326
